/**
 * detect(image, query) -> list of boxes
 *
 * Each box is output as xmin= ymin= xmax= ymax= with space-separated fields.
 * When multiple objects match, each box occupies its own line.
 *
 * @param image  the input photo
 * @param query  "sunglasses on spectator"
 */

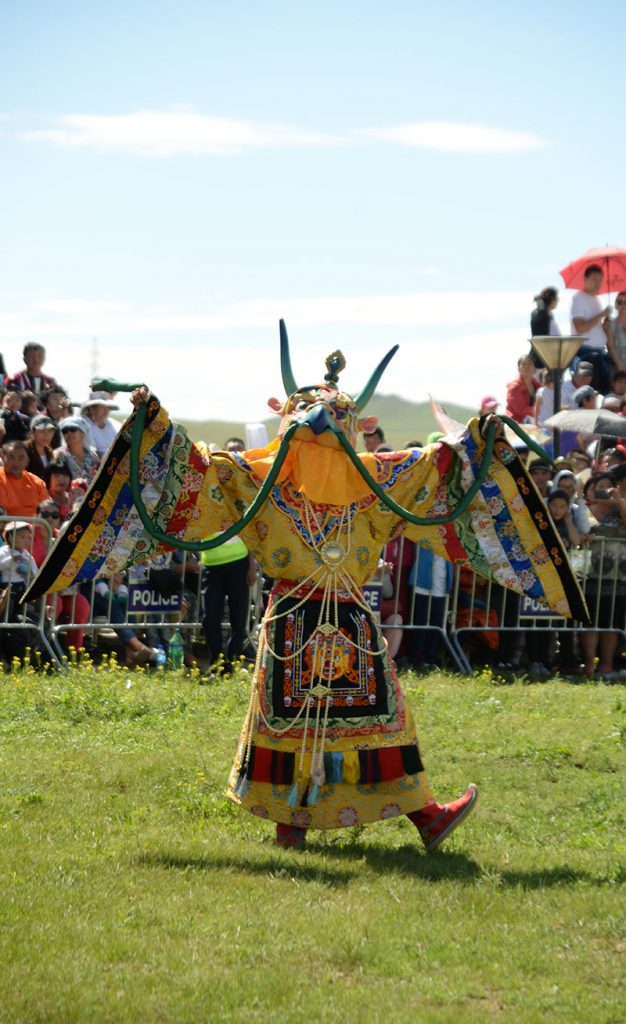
xmin=62 ymin=426 xmax=81 ymax=433
xmin=39 ymin=510 xmax=60 ymax=519
xmin=616 ymin=299 xmax=626 ymax=306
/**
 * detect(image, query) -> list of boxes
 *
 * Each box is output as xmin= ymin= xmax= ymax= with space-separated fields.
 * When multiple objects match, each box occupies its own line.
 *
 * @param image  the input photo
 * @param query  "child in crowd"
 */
xmin=569 ymin=448 xmax=593 ymax=482
xmin=0 ymin=521 xmax=40 ymax=665
xmin=44 ymin=461 xmax=73 ymax=520
xmin=0 ymin=521 xmax=38 ymax=590
xmin=69 ymin=477 xmax=89 ymax=514
xmin=20 ymin=391 xmax=39 ymax=421
xmin=551 ymin=470 xmax=591 ymax=535
xmin=546 ymin=489 xmax=585 ymax=550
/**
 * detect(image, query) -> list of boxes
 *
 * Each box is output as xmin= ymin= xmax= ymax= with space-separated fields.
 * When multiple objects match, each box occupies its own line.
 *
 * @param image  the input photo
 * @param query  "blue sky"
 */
xmin=1 ymin=1 xmax=624 ymax=425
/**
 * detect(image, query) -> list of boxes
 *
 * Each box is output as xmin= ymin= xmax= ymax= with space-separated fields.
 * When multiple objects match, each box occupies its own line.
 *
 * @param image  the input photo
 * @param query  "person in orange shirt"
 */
xmin=0 ymin=441 xmax=50 ymax=517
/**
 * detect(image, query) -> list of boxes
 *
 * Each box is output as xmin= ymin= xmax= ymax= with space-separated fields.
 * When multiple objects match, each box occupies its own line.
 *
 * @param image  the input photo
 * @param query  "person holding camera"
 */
xmin=0 ymin=391 xmax=30 ymax=442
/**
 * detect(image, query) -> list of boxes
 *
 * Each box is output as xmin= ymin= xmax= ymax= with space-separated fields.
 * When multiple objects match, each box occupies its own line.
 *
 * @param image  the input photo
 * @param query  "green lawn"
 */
xmin=1 ymin=664 xmax=624 ymax=1024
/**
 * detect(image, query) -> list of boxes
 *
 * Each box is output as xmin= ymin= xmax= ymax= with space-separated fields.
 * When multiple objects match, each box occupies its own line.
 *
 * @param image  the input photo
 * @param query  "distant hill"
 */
xmin=177 ymin=393 xmax=476 ymax=451
xmin=358 ymin=394 xmax=476 ymax=450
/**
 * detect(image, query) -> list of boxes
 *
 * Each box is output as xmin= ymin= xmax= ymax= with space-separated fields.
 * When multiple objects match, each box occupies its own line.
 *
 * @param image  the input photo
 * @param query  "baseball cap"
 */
xmin=573 ymin=385 xmax=596 ymax=406
xmin=60 ymin=416 xmax=86 ymax=433
xmin=575 ymin=362 xmax=594 ymax=376
xmin=30 ymin=414 xmax=57 ymax=431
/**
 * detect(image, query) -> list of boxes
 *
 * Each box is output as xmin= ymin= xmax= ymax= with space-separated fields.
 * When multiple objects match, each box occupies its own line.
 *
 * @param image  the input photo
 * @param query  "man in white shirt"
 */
xmin=570 ymin=264 xmax=615 ymax=394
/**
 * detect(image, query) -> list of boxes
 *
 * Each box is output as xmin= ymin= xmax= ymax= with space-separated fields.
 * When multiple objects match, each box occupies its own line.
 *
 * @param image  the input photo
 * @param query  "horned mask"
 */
xmin=267 ymin=320 xmax=399 ymax=446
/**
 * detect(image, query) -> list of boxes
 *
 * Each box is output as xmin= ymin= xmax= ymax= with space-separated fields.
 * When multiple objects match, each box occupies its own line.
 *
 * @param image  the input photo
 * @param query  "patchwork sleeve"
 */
xmin=374 ymin=419 xmax=588 ymax=621
xmin=24 ymin=397 xmax=261 ymax=599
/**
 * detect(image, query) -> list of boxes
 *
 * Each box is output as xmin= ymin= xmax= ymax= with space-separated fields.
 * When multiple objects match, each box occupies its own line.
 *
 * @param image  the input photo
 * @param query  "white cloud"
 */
xmin=0 ymin=290 xmax=535 ymax=421
xmin=358 ymin=121 xmax=545 ymax=154
xmin=0 ymin=331 xmax=522 ymax=424
xmin=36 ymin=298 xmax=130 ymax=316
xmin=0 ymin=290 xmax=531 ymax=339
xmin=22 ymin=109 xmax=342 ymax=156
xmin=17 ymin=110 xmax=545 ymax=157
xmin=385 ymin=327 xmax=523 ymax=410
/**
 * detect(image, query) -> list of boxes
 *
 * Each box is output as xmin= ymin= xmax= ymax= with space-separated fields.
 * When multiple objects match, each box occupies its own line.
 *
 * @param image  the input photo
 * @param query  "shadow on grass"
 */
xmin=309 ymin=841 xmax=482 ymax=883
xmin=136 ymin=846 xmax=623 ymax=891
xmin=497 ymin=865 xmax=624 ymax=889
xmin=313 ymin=842 xmax=622 ymax=888
xmin=135 ymin=844 xmax=481 ymax=886
xmin=136 ymin=850 xmax=355 ymax=887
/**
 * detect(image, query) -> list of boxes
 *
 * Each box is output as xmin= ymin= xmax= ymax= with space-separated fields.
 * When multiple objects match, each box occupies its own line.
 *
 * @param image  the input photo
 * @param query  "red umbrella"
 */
xmin=559 ymin=246 xmax=626 ymax=296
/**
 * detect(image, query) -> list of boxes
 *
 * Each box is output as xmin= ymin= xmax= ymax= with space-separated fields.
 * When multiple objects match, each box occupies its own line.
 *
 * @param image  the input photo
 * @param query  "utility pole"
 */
xmin=91 ymin=336 xmax=99 ymax=385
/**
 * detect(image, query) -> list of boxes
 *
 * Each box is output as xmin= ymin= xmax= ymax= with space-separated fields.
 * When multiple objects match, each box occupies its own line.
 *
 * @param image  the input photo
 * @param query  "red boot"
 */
xmin=408 ymin=784 xmax=478 ymax=852
xmin=276 ymin=823 xmax=308 ymax=849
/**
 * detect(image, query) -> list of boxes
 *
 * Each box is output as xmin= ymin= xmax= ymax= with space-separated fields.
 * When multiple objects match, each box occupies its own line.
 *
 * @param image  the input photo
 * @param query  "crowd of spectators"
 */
xmin=0 ymin=343 xmax=129 ymax=666
xmin=366 ymin=435 xmax=626 ymax=680
xmin=366 ymin=264 xmax=626 ymax=680
xmin=516 ymin=274 xmax=625 ymax=675
xmin=2 ymin=270 xmax=626 ymax=680
xmin=0 ymin=347 xmax=259 ymax=673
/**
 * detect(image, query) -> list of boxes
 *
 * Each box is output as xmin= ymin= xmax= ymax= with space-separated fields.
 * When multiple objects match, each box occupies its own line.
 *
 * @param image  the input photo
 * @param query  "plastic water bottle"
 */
xmin=168 ymin=629 xmax=184 ymax=670
xmin=155 ymin=644 xmax=167 ymax=668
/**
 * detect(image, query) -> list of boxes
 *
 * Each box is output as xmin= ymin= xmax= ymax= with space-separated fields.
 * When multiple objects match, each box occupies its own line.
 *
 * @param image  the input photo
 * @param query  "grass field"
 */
xmin=1 ymin=664 xmax=624 ymax=1024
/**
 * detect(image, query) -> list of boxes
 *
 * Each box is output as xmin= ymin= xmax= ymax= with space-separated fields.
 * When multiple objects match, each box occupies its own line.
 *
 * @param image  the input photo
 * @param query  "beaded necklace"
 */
xmin=235 ymin=494 xmax=388 ymax=807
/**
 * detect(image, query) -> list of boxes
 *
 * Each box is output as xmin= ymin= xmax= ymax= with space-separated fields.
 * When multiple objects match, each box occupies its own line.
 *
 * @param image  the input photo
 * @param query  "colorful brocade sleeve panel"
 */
xmin=376 ymin=420 xmax=588 ymax=622
xmin=24 ymin=399 xmax=262 ymax=599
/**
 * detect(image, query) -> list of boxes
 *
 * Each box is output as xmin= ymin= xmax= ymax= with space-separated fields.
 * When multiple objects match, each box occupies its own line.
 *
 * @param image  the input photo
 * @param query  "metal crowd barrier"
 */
xmin=447 ymin=536 xmax=626 ymax=673
xmin=0 ymin=515 xmax=60 ymax=667
xmin=368 ymin=540 xmax=464 ymax=671
xmin=1 ymin=518 xmax=624 ymax=676
xmin=46 ymin=540 xmax=463 ymax=671
xmin=48 ymin=553 xmax=265 ymax=667
xmin=369 ymin=535 xmax=626 ymax=675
